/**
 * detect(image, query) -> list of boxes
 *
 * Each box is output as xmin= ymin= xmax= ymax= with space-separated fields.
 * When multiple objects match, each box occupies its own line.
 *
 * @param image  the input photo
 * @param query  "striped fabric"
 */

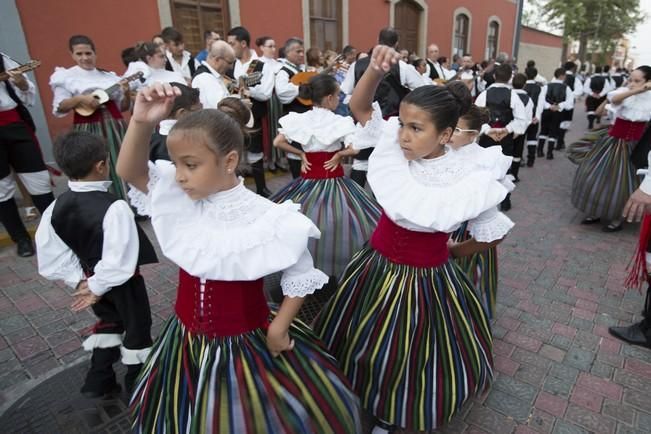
xmin=451 ymin=223 xmax=498 ymax=319
xmin=571 ymin=134 xmax=640 ymax=221
xmin=131 ymin=315 xmax=362 ymax=434
xmin=270 ymin=177 xmax=381 ymax=277
xmin=72 ymin=111 xmax=128 ymax=201
xmin=313 ymin=247 xmax=494 ymax=431
xmin=566 ymin=127 xmax=609 ymax=165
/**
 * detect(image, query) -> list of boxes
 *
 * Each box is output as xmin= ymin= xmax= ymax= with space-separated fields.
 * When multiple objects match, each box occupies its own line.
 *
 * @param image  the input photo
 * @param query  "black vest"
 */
xmin=280 ymin=65 xmax=311 ymax=115
xmin=51 ymin=190 xmax=157 ymax=275
xmin=193 ymin=64 xmax=211 ymax=78
xmin=590 ymin=75 xmax=606 ymax=93
xmin=485 ymin=87 xmax=513 ymax=125
xmin=354 ymin=56 xmax=409 ymax=118
xmin=246 ymin=60 xmax=268 ymax=120
xmin=484 ymin=66 xmax=497 ymax=88
xmin=0 ymin=55 xmax=36 ymax=130
xmin=517 ymin=91 xmax=531 ymax=111
xmin=149 ymin=131 xmax=170 ymax=162
xmin=524 ymin=82 xmax=541 ymax=114
xmin=426 ymin=59 xmax=440 ymax=80
xmin=564 ymin=73 xmax=576 ymax=91
xmin=545 ymin=82 xmax=567 ymax=105
xmin=166 ymin=56 xmax=196 ymax=77
xmin=612 ymin=74 xmax=624 ymax=88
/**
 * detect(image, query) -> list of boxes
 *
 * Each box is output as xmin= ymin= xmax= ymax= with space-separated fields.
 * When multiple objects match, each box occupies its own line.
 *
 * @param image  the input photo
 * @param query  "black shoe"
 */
xmin=537 ymin=150 xmax=544 ymax=158
xmin=603 ymin=223 xmax=623 ymax=232
xmin=555 ymin=144 xmax=566 ymax=150
xmin=81 ymin=382 xmax=122 ymax=399
xmin=546 ymin=153 xmax=554 ymax=160
xmin=581 ymin=217 xmax=601 ymax=225
xmin=526 ymin=159 xmax=534 ymax=167
xmin=258 ymin=188 xmax=273 ymax=198
xmin=500 ymin=198 xmax=512 ymax=212
xmin=16 ymin=238 xmax=35 ymax=257
xmin=609 ymin=323 xmax=651 ymax=348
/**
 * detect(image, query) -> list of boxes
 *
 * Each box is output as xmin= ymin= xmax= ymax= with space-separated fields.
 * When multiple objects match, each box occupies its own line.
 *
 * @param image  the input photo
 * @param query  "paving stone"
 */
xmin=515 ymin=362 xmax=548 ymax=387
xmin=466 ymin=405 xmax=517 ymax=434
xmin=551 ymin=335 xmax=573 ymax=351
xmin=539 ymin=345 xmax=566 ymax=363
xmin=485 ymin=388 xmax=532 ymax=422
xmin=590 ymin=360 xmax=614 ymax=379
xmin=525 ymin=408 xmax=556 ymax=434
xmin=623 ymin=389 xmax=651 ymax=414
xmin=543 ymin=375 xmax=574 ymax=398
xmin=534 ymin=391 xmax=568 ymax=417
xmin=12 ymin=335 xmax=49 ymax=361
xmin=569 ymin=385 xmax=603 ymax=413
xmin=576 ymin=372 xmax=623 ymax=401
xmin=602 ymin=400 xmax=635 ymax=426
xmin=636 ymin=411 xmax=651 ymax=430
xmin=564 ymin=347 xmax=596 ymax=372
xmin=564 ymin=404 xmax=616 ymax=434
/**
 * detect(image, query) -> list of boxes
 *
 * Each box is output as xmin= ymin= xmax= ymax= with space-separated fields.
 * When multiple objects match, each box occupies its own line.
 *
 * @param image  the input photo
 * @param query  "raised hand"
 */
xmin=132 ymin=82 xmax=181 ymax=124
xmin=369 ymin=45 xmax=400 ymax=73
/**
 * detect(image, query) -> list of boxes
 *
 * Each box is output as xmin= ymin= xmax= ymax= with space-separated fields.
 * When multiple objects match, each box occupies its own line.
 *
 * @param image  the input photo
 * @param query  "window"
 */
xmin=170 ymin=0 xmax=229 ymax=54
xmin=486 ymin=21 xmax=499 ymax=60
xmin=453 ymin=13 xmax=469 ymax=57
xmin=310 ymin=0 xmax=340 ymax=51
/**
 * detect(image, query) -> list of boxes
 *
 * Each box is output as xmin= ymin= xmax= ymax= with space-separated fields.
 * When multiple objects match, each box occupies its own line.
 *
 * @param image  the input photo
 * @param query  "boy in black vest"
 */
xmin=162 ymin=26 xmax=196 ymax=84
xmin=538 ymin=68 xmax=574 ymax=160
xmin=476 ymin=63 xmax=528 ymax=210
xmin=512 ymin=73 xmax=534 ymax=182
xmin=523 ymin=67 xmax=545 ymax=166
xmin=558 ymin=61 xmax=582 ymax=149
xmin=35 ymin=131 xmax=157 ymax=398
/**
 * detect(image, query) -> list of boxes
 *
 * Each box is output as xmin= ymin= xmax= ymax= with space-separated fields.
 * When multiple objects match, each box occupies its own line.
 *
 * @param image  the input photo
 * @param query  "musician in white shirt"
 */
xmin=191 ymin=41 xmax=235 ymax=109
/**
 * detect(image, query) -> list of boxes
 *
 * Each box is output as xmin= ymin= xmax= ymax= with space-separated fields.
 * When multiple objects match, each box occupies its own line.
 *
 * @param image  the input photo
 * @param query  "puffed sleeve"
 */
xmin=127 ymin=161 xmax=164 ymax=216
xmin=280 ymin=249 xmax=329 ymax=297
xmin=467 ymin=206 xmax=514 ymax=242
xmin=49 ymin=67 xmax=73 ymax=117
xmin=350 ymin=101 xmax=388 ymax=150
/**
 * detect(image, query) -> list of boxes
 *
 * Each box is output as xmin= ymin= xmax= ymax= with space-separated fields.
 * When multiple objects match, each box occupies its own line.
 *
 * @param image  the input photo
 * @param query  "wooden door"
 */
xmin=395 ymin=0 xmax=420 ymax=54
xmin=170 ymin=0 xmax=229 ymax=54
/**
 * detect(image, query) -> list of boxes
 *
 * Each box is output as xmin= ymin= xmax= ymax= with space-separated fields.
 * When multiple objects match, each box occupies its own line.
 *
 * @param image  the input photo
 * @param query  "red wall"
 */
xmin=348 ymin=1 xmax=390 ymax=53
xmin=16 ymin=0 xmax=162 ymax=137
xmin=521 ymin=26 xmax=563 ymax=48
xmin=239 ymin=0 xmax=305 ymax=50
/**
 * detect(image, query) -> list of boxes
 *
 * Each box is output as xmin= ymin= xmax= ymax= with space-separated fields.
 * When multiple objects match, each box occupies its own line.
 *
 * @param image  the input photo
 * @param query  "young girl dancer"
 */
xmin=50 ymin=35 xmax=131 ymax=200
xmin=117 ymin=83 xmax=361 ymax=433
xmin=313 ymin=46 xmax=514 ymax=433
xmin=448 ymin=95 xmax=515 ymax=320
xmin=271 ymin=74 xmax=381 ymax=278
xmin=571 ymin=66 xmax=651 ymax=232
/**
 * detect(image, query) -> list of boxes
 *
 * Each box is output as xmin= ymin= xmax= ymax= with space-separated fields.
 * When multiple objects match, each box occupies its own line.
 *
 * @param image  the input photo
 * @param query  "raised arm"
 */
xmin=349 ymin=45 xmax=400 ymax=125
xmin=609 ymin=82 xmax=651 ymax=105
xmin=116 ymin=83 xmax=180 ymax=192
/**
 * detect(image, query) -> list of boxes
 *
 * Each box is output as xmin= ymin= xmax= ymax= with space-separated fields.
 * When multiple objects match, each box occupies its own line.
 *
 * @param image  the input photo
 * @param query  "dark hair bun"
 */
xmin=636 ymin=65 xmax=651 ymax=81
xmin=445 ymin=80 xmax=472 ymax=117
xmin=217 ymin=97 xmax=254 ymax=135
xmin=298 ymin=83 xmax=313 ymax=101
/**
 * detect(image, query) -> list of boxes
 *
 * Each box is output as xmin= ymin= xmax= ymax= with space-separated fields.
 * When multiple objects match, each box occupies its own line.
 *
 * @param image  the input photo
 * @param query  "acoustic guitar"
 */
xmin=290 ymin=71 xmax=318 ymax=105
xmin=74 ymin=71 xmax=144 ymax=117
xmin=0 ymin=60 xmax=41 ymax=82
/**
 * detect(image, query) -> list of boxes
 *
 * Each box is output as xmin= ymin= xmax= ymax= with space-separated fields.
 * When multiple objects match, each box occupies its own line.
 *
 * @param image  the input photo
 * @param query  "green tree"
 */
xmin=542 ymin=0 xmax=643 ymax=62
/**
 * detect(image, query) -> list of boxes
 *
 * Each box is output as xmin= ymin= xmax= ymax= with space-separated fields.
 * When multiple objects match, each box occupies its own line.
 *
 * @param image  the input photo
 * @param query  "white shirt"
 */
xmin=542 ymin=79 xmax=575 ymax=111
xmin=514 ymin=89 xmax=534 ymax=127
xmin=259 ymin=55 xmax=281 ymax=73
xmin=582 ymin=74 xmax=614 ymax=97
xmin=35 ymin=181 xmax=139 ymax=296
xmin=191 ymin=61 xmax=229 ymax=109
xmin=340 ymin=60 xmax=426 ymax=99
xmin=278 ymin=107 xmax=357 ymax=152
xmin=474 ymin=83 xmax=529 ymax=135
xmin=233 ymin=51 xmax=274 ymax=102
xmin=607 ymin=87 xmax=651 ymax=122
xmin=525 ymin=80 xmax=545 ymax=121
xmin=123 ymin=61 xmax=185 ymax=91
xmin=165 ymin=50 xmax=194 ymax=81
xmin=49 ymin=65 xmax=123 ymax=117
xmin=460 ymin=69 xmax=485 ymax=97
xmin=274 ymin=59 xmax=304 ymax=104
xmin=425 ymin=59 xmax=445 ymax=80
xmin=0 ymin=53 xmax=35 ymax=110
xmin=565 ymin=72 xmax=583 ymax=98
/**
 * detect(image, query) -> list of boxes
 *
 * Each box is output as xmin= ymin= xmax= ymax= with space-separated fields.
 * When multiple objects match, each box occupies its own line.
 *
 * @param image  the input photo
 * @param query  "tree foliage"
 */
xmin=541 ymin=0 xmax=643 ymax=60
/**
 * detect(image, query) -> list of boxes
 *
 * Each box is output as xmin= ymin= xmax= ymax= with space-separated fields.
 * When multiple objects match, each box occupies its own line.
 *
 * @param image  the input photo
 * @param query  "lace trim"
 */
xmin=467 ymin=209 xmax=514 ymax=243
xmin=281 ymin=268 xmax=329 ymax=298
xmin=127 ymin=164 xmax=161 ymax=217
xmin=201 ymin=190 xmax=271 ymax=225
xmin=351 ymin=101 xmax=385 ymax=150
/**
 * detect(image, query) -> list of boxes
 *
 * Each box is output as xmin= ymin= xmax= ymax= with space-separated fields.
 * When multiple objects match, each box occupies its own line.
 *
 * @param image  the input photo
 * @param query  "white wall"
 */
xmin=518 ymin=42 xmax=562 ymax=80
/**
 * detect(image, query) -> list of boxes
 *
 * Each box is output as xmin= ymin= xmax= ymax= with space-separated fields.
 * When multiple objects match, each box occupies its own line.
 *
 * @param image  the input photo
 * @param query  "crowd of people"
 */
xmin=1 ymin=20 xmax=651 ymax=434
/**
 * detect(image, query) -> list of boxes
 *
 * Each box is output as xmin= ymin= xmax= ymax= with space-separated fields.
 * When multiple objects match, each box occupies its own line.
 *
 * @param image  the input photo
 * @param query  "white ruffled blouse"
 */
xmin=607 ymin=87 xmax=651 ymax=122
xmin=278 ymin=107 xmax=357 ymax=152
xmin=352 ymin=103 xmax=515 ymax=242
xmin=128 ymin=161 xmax=329 ymax=297
xmin=49 ymin=65 xmax=123 ymax=117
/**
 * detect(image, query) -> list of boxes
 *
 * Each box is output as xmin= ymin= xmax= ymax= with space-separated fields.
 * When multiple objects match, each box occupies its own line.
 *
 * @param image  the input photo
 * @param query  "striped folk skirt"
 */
xmin=571 ymin=133 xmax=640 ymax=221
xmin=73 ymin=111 xmax=128 ymax=200
xmin=270 ymin=177 xmax=381 ymax=277
xmin=566 ymin=127 xmax=609 ymax=165
xmin=313 ymin=247 xmax=494 ymax=431
xmin=452 ymin=223 xmax=498 ymax=320
xmin=130 ymin=315 xmax=362 ymax=434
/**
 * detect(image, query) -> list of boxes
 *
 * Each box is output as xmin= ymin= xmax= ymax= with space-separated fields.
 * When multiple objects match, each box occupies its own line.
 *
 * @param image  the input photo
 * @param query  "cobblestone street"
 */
xmin=1 ymin=105 xmax=651 ymax=433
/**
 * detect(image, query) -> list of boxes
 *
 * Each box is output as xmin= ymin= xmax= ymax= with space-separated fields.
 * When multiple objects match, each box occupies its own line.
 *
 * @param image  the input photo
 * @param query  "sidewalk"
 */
xmin=1 ymin=105 xmax=651 ymax=433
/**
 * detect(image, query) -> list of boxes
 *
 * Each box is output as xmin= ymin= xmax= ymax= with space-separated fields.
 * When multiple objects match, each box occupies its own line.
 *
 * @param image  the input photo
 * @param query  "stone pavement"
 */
xmin=1 ymin=104 xmax=651 ymax=433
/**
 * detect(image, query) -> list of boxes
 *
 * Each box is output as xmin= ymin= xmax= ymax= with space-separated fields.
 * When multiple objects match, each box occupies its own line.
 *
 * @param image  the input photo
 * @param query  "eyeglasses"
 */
xmin=453 ymin=127 xmax=479 ymax=135
xmin=263 ymin=44 xmax=276 ymax=48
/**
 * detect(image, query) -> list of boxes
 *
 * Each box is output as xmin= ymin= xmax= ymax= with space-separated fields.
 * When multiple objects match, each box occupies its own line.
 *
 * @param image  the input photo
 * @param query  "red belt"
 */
xmin=609 ymin=118 xmax=647 ymax=141
xmin=301 ymin=151 xmax=344 ymax=179
xmin=370 ymin=212 xmax=450 ymax=267
xmin=0 ymin=108 xmax=22 ymax=126
xmin=73 ymin=100 xmax=123 ymax=124
xmin=174 ymin=269 xmax=270 ymax=337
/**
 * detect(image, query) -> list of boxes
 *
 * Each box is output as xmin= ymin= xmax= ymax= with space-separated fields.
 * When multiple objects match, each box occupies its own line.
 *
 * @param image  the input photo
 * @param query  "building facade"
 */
xmin=518 ymin=26 xmax=563 ymax=80
xmin=5 ymin=0 xmax=522 ymax=158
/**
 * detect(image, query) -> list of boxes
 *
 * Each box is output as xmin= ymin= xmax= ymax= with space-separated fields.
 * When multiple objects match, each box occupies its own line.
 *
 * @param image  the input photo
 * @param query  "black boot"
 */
xmin=510 ymin=161 xmax=521 ymax=183
xmin=609 ymin=283 xmax=651 ymax=348
xmin=537 ymin=140 xmax=545 ymax=158
xmin=81 ymin=346 xmax=121 ymax=398
xmin=500 ymin=193 xmax=512 ymax=211
xmin=527 ymin=145 xmax=537 ymax=167
xmin=30 ymin=192 xmax=55 ymax=214
xmin=547 ymin=141 xmax=555 ymax=160
xmin=556 ymin=130 xmax=566 ymax=150
xmin=587 ymin=115 xmax=595 ymax=130
xmin=251 ymin=160 xmax=271 ymax=197
xmin=0 ymin=198 xmax=33 ymax=257
xmin=124 ymin=363 xmax=143 ymax=395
